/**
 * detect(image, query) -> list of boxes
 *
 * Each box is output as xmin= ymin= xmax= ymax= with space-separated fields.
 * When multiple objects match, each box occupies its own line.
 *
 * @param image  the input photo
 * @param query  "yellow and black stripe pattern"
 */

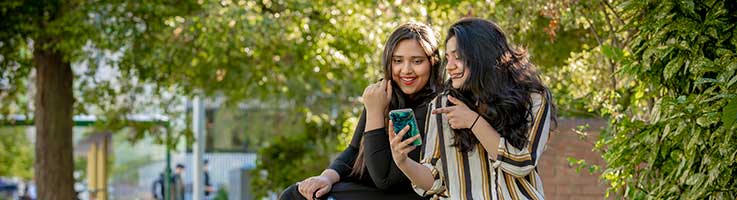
xmin=413 ymin=92 xmax=552 ymax=200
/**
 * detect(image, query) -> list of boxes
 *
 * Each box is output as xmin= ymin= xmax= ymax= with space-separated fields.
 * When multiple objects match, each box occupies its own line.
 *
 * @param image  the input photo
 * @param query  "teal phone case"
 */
xmin=389 ymin=108 xmax=422 ymax=146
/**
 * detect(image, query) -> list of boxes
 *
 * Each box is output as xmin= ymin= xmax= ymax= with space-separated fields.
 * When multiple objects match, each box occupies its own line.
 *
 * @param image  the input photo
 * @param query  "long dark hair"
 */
xmin=444 ymin=18 xmax=556 ymax=153
xmin=350 ymin=22 xmax=443 ymax=178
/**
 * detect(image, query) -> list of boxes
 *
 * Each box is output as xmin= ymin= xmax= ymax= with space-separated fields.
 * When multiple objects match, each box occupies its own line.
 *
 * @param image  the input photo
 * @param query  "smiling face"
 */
xmin=391 ymin=39 xmax=431 ymax=96
xmin=445 ymin=36 xmax=470 ymax=89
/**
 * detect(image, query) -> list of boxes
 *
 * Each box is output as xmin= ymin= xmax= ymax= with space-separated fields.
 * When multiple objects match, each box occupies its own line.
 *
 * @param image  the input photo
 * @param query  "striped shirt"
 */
xmin=413 ymin=92 xmax=552 ymax=200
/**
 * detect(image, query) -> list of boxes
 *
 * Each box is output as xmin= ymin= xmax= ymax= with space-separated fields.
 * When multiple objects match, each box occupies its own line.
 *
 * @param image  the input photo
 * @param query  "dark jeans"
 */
xmin=279 ymin=181 xmax=428 ymax=200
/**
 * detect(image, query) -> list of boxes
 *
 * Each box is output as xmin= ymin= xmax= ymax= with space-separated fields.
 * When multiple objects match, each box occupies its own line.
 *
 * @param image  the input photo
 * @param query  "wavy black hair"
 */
xmin=444 ymin=18 xmax=556 ymax=153
xmin=350 ymin=22 xmax=443 ymax=178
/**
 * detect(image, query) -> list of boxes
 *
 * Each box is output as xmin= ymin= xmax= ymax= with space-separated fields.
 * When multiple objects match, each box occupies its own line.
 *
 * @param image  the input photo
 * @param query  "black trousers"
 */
xmin=279 ymin=181 xmax=428 ymax=200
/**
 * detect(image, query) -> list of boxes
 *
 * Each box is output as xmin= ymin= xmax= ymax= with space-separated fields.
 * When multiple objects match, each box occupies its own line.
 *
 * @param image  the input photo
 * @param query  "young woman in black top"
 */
xmin=279 ymin=22 xmax=443 ymax=200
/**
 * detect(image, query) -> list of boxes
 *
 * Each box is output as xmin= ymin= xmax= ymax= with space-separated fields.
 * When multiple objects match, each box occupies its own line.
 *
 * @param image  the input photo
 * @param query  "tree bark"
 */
xmin=33 ymin=45 xmax=75 ymax=200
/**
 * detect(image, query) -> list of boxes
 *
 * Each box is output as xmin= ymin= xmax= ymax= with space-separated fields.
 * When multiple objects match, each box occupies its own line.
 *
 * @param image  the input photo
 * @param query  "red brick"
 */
xmin=539 ymin=119 xmax=608 ymax=199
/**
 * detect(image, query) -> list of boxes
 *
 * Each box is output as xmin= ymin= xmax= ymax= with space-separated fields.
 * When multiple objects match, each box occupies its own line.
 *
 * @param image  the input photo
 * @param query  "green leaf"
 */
xmin=663 ymin=56 xmax=683 ymax=81
xmin=678 ymin=0 xmax=697 ymax=20
xmin=602 ymin=44 xmax=615 ymax=59
xmin=694 ymin=78 xmax=719 ymax=86
xmin=602 ymin=44 xmax=624 ymax=62
xmin=696 ymin=112 xmax=719 ymax=127
xmin=677 ymin=95 xmax=687 ymax=104
xmin=722 ymin=99 xmax=737 ymax=128
xmin=685 ymin=173 xmax=704 ymax=186
xmin=727 ymin=69 xmax=737 ymax=87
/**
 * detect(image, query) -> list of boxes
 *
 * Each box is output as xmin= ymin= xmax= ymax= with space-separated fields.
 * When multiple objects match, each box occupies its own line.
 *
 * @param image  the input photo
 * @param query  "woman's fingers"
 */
xmin=400 ymin=134 xmax=421 ymax=147
xmin=395 ymin=145 xmax=416 ymax=159
xmin=443 ymin=112 xmax=462 ymax=128
xmin=315 ymin=185 xmax=330 ymax=198
xmin=391 ymin=125 xmax=410 ymax=145
xmin=387 ymin=120 xmax=395 ymax=140
xmin=365 ymin=83 xmax=379 ymax=93
xmin=300 ymin=182 xmax=312 ymax=196
xmin=431 ymin=106 xmax=456 ymax=114
xmin=297 ymin=179 xmax=306 ymax=192
xmin=393 ymin=129 xmax=418 ymax=156
xmin=389 ymin=122 xmax=418 ymax=163
xmin=402 ymin=145 xmax=417 ymax=154
xmin=397 ymin=141 xmax=416 ymax=151
xmin=299 ymin=179 xmax=319 ymax=199
xmin=396 ymin=125 xmax=410 ymax=138
xmin=298 ymin=181 xmax=310 ymax=198
xmin=447 ymin=95 xmax=469 ymax=108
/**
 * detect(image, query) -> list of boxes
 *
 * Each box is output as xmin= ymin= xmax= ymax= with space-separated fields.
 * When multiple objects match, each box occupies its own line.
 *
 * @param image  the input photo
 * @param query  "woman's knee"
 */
xmin=279 ymin=184 xmax=305 ymax=200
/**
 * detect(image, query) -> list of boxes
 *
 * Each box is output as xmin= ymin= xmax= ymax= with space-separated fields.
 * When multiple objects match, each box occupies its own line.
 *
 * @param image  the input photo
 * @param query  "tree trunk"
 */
xmin=33 ymin=45 xmax=75 ymax=200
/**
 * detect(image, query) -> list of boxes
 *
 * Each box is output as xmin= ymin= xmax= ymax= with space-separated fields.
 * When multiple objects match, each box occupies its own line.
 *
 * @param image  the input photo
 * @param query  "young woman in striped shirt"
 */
xmin=389 ymin=18 xmax=556 ymax=200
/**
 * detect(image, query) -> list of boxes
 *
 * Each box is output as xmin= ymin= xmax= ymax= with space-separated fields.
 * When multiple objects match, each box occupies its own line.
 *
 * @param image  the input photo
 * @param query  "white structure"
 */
xmin=192 ymin=96 xmax=206 ymax=200
xmin=137 ymin=153 xmax=257 ymax=199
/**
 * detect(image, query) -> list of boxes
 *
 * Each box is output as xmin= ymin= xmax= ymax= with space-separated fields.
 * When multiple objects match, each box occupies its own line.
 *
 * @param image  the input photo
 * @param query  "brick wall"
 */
xmin=537 ymin=118 xmax=611 ymax=200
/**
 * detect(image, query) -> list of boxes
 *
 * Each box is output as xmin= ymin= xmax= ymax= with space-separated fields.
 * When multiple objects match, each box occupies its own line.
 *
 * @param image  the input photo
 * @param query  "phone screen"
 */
xmin=389 ymin=108 xmax=422 ymax=146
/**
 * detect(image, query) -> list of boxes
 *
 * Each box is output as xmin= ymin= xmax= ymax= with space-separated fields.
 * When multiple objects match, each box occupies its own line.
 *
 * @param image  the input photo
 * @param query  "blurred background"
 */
xmin=1 ymin=0 xmax=735 ymax=199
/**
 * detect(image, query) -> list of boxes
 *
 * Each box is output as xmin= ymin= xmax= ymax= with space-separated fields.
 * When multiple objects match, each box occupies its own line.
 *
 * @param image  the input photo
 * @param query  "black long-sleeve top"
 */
xmin=328 ymin=102 xmax=429 ymax=192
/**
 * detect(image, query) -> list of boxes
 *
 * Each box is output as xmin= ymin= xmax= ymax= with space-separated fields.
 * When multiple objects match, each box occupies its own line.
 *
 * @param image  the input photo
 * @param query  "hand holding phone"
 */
xmin=389 ymin=108 xmax=422 ymax=146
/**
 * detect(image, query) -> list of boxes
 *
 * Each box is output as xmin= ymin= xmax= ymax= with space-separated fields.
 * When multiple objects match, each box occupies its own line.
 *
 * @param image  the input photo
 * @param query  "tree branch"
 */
xmin=599 ymin=2 xmax=619 ymax=90
xmin=601 ymin=0 xmax=625 ymax=26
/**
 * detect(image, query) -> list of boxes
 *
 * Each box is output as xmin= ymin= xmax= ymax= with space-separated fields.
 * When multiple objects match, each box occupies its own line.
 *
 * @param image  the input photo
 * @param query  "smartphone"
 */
xmin=389 ymin=108 xmax=422 ymax=146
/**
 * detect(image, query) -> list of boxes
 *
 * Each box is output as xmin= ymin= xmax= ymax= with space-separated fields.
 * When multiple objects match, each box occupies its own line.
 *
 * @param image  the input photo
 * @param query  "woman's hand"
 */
xmin=431 ymin=95 xmax=479 ymax=129
xmin=297 ymin=175 xmax=332 ymax=200
xmin=362 ymin=79 xmax=393 ymax=115
xmin=388 ymin=120 xmax=421 ymax=167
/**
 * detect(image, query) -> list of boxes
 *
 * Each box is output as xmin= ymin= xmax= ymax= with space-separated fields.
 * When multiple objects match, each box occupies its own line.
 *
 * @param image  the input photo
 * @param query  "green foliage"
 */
xmin=0 ymin=127 xmax=33 ymax=179
xmin=251 ymin=109 xmax=354 ymax=197
xmin=214 ymin=186 xmax=228 ymax=200
xmin=212 ymin=105 xmax=308 ymax=152
xmin=0 ymin=0 xmax=203 ymax=143
xmin=600 ymin=0 xmax=737 ymax=198
xmin=8 ymin=0 xmax=734 ymax=199
xmin=567 ymin=157 xmax=601 ymax=175
xmin=537 ymin=0 xmax=632 ymax=118
xmin=73 ymin=155 xmax=87 ymax=183
xmin=117 ymin=0 xmax=378 ymax=103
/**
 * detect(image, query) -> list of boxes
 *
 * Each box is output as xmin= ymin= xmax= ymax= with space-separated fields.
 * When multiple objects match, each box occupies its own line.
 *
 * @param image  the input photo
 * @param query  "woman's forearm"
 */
xmin=362 ymin=129 xmax=405 ymax=189
xmin=471 ymin=118 xmax=501 ymax=158
xmin=320 ymin=169 xmax=340 ymax=184
xmin=365 ymin=110 xmax=385 ymax=131
xmin=397 ymin=159 xmax=435 ymax=190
